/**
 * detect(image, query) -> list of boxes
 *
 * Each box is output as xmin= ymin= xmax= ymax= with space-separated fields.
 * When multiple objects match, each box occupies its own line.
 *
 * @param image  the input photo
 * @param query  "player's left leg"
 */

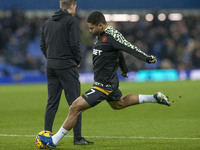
xmin=109 ymin=92 xmax=171 ymax=110
xmin=108 ymin=94 xmax=139 ymax=110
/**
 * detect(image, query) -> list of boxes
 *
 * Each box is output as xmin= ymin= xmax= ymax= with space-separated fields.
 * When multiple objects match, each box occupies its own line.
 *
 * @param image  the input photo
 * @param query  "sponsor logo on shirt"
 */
xmin=93 ymin=49 xmax=102 ymax=56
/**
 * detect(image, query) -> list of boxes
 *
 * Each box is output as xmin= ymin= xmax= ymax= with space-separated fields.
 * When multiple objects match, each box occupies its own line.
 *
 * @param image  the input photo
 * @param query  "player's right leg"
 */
xmin=60 ymin=67 xmax=94 ymax=145
xmin=39 ymin=96 xmax=91 ymax=148
xmin=62 ymin=96 xmax=91 ymax=131
xmin=39 ymin=86 xmax=107 ymax=148
xmin=60 ymin=68 xmax=82 ymax=142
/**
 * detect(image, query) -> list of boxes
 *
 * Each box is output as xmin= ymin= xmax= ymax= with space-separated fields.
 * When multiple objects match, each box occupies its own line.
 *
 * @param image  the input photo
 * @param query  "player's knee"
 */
xmin=69 ymin=101 xmax=81 ymax=114
xmin=112 ymin=105 xmax=122 ymax=110
xmin=110 ymin=98 xmax=125 ymax=110
xmin=110 ymin=103 xmax=123 ymax=110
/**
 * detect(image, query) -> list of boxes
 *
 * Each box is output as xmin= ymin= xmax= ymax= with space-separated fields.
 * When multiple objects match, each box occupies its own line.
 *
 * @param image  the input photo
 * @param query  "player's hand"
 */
xmin=119 ymin=68 xmax=128 ymax=78
xmin=121 ymin=72 xmax=128 ymax=78
xmin=146 ymin=55 xmax=157 ymax=64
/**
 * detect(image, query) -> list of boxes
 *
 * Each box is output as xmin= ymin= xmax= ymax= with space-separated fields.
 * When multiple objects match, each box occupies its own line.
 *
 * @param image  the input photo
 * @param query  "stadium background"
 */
xmin=0 ymin=0 xmax=200 ymax=84
xmin=0 ymin=1 xmax=200 ymax=150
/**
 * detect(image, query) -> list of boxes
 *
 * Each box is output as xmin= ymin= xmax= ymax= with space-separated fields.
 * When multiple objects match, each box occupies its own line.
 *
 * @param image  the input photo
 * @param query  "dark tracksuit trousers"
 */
xmin=45 ymin=67 xmax=82 ymax=140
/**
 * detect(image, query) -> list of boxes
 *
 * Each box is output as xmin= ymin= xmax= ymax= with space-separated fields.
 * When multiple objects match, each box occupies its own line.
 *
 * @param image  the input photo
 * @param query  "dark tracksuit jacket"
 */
xmin=40 ymin=9 xmax=82 ymax=69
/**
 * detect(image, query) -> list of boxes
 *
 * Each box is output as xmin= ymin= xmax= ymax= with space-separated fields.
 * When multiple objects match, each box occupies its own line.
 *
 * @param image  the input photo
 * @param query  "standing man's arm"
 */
xmin=40 ymin=24 xmax=47 ymax=58
xmin=69 ymin=18 xmax=82 ymax=66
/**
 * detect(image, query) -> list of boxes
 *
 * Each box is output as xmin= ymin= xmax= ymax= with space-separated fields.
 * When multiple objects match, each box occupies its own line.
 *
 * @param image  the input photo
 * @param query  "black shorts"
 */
xmin=82 ymin=86 xmax=122 ymax=107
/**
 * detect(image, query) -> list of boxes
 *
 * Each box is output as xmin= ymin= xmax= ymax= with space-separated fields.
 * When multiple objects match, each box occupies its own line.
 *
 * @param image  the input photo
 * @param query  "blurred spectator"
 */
xmin=191 ymin=48 xmax=200 ymax=68
xmin=0 ymin=8 xmax=200 ymax=77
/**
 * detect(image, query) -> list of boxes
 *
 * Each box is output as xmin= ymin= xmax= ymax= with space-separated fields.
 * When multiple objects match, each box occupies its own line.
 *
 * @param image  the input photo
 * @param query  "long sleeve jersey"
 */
xmin=92 ymin=25 xmax=153 ymax=89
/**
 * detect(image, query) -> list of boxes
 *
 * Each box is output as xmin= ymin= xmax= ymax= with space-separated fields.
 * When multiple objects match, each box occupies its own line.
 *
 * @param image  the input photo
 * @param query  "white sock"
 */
xmin=139 ymin=94 xmax=157 ymax=104
xmin=52 ymin=126 xmax=69 ymax=145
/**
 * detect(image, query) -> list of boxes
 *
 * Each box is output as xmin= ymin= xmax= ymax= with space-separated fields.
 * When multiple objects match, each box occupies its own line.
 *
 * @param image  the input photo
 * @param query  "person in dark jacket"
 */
xmin=40 ymin=0 xmax=93 ymax=145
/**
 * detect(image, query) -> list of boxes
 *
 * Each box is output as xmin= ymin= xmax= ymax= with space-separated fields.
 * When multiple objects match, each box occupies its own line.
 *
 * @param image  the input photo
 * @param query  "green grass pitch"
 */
xmin=0 ymin=81 xmax=200 ymax=150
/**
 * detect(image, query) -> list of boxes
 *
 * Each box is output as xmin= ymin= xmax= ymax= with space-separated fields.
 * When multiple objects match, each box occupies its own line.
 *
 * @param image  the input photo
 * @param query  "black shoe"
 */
xmin=73 ymin=137 xmax=94 ymax=145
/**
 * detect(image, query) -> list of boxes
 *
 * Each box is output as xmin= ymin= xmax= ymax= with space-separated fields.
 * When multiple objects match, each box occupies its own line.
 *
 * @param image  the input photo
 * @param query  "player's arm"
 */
xmin=40 ymin=24 xmax=47 ymax=58
xmin=119 ymin=52 xmax=128 ymax=78
xmin=112 ymin=32 xmax=156 ymax=64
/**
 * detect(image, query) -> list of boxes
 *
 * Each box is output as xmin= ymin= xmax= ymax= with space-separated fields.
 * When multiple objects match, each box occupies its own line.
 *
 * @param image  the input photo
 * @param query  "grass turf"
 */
xmin=0 ymin=81 xmax=200 ymax=150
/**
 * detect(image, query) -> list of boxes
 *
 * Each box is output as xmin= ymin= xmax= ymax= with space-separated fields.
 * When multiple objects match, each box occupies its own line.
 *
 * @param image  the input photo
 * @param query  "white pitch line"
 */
xmin=0 ymin=134 xmax=200 ymax=140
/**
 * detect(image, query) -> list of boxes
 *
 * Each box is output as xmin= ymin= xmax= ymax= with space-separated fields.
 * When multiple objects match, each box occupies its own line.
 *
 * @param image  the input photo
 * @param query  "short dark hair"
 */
xmin=87 ymin=11 xmax=107 ymax=26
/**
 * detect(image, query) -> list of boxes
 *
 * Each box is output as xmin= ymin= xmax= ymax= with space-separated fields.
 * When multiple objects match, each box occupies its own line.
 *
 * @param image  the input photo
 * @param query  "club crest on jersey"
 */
xmin=93 ymin=49 xmax=102 ymax=56
xmin=102 ymin=36 xmax=107 ymax=42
